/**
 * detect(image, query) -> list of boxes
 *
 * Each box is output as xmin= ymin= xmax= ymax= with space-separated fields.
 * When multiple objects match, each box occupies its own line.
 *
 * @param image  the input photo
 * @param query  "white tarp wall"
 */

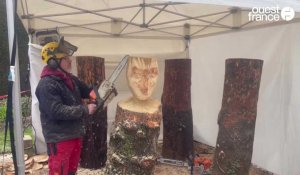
xmin=190 ymin=22 xmax=300 ymax=175
xmin=18 ymin=0 xmax=300 ymax=174
xmin=28 ymin=44 xmax=46 ymax=152
xmin=29 ymin=22 xmax=300 ymax=175
xmin=29 ymin=42 xmax=186 ymax=153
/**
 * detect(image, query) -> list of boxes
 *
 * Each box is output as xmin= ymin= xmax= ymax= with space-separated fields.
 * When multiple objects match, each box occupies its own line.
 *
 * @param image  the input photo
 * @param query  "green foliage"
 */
xmin=0 ymin=95 xmax=32 ymax=123
xmin=0 ymin=95 xmax=33 ymax=153
xmin=0 ymin=100 xmax=7 ymax=122
xmin=21 ymin=95 xmax=32 ymax=120
xmin=0 ymin=128 xmax=33 ymax=153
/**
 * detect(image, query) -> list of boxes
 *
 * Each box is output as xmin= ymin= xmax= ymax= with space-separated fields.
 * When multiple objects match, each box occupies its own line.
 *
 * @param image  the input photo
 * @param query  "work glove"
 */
xmin=87 ymin=103 xmax=97 ymax=115
xmin=89 ymin=80 xmax=118 ymax=110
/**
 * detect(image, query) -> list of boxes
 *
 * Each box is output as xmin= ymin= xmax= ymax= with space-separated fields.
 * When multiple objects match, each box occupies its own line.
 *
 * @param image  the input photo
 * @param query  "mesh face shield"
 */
xmin=57 ymin=37 xmax=78 ymax=56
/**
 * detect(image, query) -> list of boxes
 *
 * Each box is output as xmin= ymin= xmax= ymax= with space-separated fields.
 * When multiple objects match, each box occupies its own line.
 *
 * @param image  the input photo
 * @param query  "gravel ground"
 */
xmin=35 ymin=164 xmax=190 ymax=175
xmin=0 ymin=157 xmax=190 ymax=175
xmin=32 ymin=163 xmax=275 ymax=175
xmin=1 ymin=141 xmax=275 ymax=175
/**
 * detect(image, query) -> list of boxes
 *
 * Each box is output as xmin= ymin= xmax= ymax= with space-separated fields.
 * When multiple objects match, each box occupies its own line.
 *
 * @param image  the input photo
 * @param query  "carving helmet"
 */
xmin=41 ymin=37 xmax=78 ymax=64
xmin=41 ymin=42 xmax=67 ymax=63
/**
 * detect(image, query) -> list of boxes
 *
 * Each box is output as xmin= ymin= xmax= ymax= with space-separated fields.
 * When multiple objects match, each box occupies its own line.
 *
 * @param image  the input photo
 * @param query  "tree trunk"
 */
xmin=212 ymin=58 xmax=263 ymax=175
xmin=162 ymin=59 xmax=193 ymax=161
xmin=106 ymin=105 xmax=161 ymax=175
xmin=76 ymin=56 xmax=107 ymax=168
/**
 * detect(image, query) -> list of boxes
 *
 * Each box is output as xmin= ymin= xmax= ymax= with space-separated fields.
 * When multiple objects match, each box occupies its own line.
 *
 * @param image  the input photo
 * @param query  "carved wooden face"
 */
xmin=127 ymin=57 xmax=159 ymax=100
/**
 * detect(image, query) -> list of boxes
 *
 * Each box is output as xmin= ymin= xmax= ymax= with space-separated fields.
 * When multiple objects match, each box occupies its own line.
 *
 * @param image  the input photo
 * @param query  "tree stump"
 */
xmin=106 ymin=105 xmax=162 ymax=175
xmin=162 ymin=59 xmax=193 ymax=161
xmin=76 ymin=56 xmax=107 ymax=168
xmin=212 ymin=58 xmax=263 ymax=175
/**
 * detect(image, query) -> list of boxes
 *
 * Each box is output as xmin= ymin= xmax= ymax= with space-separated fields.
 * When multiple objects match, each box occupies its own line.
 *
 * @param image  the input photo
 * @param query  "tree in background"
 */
xmin=0 ymin=1 xmax=30 ymax=96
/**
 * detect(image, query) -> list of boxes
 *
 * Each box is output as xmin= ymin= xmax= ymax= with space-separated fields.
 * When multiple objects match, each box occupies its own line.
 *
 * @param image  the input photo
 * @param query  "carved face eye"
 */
xmin=131 ymin=66 xmax=143 ymax=78
xmin=149 ymin=68 xmax=158 ymax=78
xmin=127 ymin=57 xmax=159 ymax=100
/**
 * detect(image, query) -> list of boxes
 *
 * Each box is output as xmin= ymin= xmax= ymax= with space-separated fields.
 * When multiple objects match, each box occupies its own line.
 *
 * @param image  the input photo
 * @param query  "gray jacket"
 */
xmin=35 ymin=75 xmax=91 ymax=143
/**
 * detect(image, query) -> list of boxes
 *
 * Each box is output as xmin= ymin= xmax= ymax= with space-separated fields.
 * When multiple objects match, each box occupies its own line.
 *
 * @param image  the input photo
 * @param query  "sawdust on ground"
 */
xmin=0 ymin=141 xmax=275 ymax=175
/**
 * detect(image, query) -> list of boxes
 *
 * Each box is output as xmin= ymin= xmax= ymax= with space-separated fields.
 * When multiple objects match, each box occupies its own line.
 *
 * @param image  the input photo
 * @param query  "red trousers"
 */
xmin=47 ymin=138 xmax=82 ymax=175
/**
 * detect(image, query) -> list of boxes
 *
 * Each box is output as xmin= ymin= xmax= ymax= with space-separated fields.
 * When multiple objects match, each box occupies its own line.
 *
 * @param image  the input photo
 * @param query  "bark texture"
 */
xmin=162 ymin=59 xmax=193 ymax=161
xmin=76 ymin=56 xmax=107 ymax=168
xmin=106 ymin=105 xmax=162 ymax=175
xmin=212 ymin=58 xmax=263 ymax=175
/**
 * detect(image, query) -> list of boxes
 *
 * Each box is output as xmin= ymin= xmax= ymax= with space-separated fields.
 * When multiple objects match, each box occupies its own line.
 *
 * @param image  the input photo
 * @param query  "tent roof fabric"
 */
xmin=18 ymin=0 xmax=300 ymax=40
xmin=16 ymin=0 xmax=300 ymax=56
xmin=172 ymin=0 xmax=300 ymax=12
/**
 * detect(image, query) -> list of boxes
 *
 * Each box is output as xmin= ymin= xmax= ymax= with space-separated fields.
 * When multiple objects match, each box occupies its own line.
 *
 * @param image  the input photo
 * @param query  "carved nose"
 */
xmin=140 ymin=78 xmax=149 ymax=95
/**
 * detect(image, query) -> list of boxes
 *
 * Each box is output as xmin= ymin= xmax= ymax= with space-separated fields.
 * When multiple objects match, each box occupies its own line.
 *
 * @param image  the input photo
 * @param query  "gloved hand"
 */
xmin=89 ymin=80 xmax=118 ymax=111
xmin=89 ymin=89 xmax=97 ymax=103
xmin=87 ymin=103 xmax=97 ymax=115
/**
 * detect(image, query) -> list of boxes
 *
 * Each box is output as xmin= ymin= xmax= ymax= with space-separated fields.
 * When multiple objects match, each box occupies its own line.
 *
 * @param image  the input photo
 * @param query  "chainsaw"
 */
xmin=56 ymin=37 xmax=129 ymax=111
xmin=157 ymin=157 xmax=211 ymax=175
xmin=90 ymin=55 xmax=129 ymax=111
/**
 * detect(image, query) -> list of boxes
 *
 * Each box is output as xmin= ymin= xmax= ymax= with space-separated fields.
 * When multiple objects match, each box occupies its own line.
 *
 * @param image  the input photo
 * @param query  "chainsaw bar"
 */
xmin=108 ymin=55 xmax=129 ymax=84
xmin=157 ymin=158 xmax=188 ymax=167
xmin=157 ymin=158 xmax=207 ymax=175
xmin=93 ymin=55 xmax=129 ymax=111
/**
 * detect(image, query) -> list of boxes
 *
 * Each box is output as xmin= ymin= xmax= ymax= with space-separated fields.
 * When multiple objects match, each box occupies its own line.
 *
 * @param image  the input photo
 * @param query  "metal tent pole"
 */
xmin=6 ymin=0 xmax=25 ymax=174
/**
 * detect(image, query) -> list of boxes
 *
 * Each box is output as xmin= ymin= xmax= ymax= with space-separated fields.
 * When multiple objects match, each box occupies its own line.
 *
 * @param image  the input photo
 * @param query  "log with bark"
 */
xmin=76 ymin=56 xmax=107 ymax=168
xmin=106 ymin=105 xmax=161 ymax=175
xmin=212 ymin=58 xmax=263 ymax=175
xmin=162 ymin=59 xmax=193 ymax=161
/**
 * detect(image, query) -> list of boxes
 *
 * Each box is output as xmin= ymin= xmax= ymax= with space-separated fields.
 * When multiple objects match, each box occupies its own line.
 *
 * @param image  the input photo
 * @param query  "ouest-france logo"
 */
xmin=248 ymin=6 xmax=295 ymax=22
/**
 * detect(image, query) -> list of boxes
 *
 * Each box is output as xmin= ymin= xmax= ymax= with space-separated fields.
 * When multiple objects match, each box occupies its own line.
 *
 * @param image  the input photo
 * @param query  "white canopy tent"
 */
xmin=17 ymin=0 xmax=300 ymax=55
xmin=5 ymin=0 xmax=300 ymax=174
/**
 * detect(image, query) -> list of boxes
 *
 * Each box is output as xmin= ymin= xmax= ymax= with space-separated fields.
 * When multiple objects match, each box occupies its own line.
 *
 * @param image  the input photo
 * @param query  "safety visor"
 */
xmin=55 ymin=52 xmax=68 ymax=59
xmin=57 ymin=37 xmax=78 ymax=56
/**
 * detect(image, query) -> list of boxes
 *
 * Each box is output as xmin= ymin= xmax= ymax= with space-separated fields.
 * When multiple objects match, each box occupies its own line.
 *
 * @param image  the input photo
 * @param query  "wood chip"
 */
xmin=33 ymin=154 xmax=48 ymax=163
xmin=0 ymin=162 xmax=10 ymax=169
xmin=7 ymin=165 xmax=15 ymax=172
xmin=25 ymin=169 xmax=32 ymax=174
xmin=43 ymin=164 xmax=49 ymax=169
xmin=25 ymin=158 xmax=34 ymax=170
xmin=6 ymin=172 xmax=15 ymax=175
xmin=25 ymin=157 xmax=34 ymax=165
xmin=31 ymin=162 xmax=43 ymax=171
xmin=24 ymin=154 xmax=28 ymax=161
